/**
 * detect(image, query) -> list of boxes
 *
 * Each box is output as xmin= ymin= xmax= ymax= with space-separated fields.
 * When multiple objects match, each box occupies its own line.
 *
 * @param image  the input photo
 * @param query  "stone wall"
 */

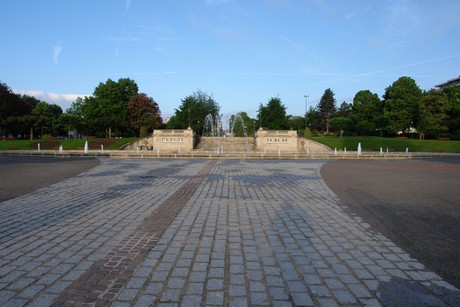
xmin=255 ymin=129 xmax=298 ymax=152
xmin=152 ymin=129 xmax=194 ymax=153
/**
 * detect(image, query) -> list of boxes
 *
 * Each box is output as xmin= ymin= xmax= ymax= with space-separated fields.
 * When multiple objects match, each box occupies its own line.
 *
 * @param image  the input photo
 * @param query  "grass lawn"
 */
xmin=0 ymin=138 xmax=138 ymax=151
xmin=312 ymin=136 xmax=460 ymax=153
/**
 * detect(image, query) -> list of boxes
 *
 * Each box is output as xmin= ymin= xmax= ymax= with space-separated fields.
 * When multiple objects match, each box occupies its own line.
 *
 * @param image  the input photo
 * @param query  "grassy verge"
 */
xmin=312 ymin=136 xmax=460 ymax=153
xmin=0 ymin=138 xmax=138 ymax=151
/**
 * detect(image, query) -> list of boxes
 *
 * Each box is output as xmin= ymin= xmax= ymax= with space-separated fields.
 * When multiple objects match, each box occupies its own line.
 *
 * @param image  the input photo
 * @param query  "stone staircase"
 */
xmin=196 ymin=137 xmax=255 ymax=152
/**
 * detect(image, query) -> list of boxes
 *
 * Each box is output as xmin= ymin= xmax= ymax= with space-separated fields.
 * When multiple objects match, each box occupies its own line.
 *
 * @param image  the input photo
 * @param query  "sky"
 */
xmin=1 ymin=0 xmax=460 ymax=120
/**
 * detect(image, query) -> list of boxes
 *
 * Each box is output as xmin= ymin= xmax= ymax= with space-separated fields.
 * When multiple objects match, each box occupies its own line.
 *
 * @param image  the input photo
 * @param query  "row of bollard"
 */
xmin=37 ymin=141 xmax=104 ymax=154
xmin=333 ymin=143 xmax=409 ymax=156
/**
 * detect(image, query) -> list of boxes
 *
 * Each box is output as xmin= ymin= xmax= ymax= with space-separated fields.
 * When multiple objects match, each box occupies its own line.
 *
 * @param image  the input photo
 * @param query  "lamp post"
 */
xmin=304 ymin=95 xmax=309 ymax=129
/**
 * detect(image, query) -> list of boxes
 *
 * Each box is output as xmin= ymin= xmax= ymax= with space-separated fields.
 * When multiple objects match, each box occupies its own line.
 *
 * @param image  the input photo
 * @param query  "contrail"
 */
xmin=308 ymin=53 xmax=460 ymax=86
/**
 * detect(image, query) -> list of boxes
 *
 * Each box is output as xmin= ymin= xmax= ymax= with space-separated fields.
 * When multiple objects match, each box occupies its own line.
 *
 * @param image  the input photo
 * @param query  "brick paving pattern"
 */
xmin=0 ymin=158 xmax=459 ymax=306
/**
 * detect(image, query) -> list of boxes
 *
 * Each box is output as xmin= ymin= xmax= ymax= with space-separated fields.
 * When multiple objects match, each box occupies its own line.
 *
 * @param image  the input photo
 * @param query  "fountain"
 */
xmin=357 ymin=142 xmax=362 ymax=156
xmin=229 ymin=112 xmax=250 ymax=153
xmin=84 ymin=141 xmax=89 ymax=153
xmin=202 ymin=114 xmax=221 ymax=153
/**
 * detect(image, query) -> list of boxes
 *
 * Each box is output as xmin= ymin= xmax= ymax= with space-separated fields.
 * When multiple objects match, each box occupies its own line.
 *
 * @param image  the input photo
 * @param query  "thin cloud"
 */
xmin=308 ymin=54 xmax=460 ymax=87
xmin=53 ymin=43 xmax=63 ymax=64
xmin=115 ymin=71 xmax=176 ymax=75
xmin=124 ymin=0 xmax=132 ymax=16
xmin=280 ymin=35 xmax=303 ymax=51
xmin=216 ymin=72 xmax=348 ymax=76
xmin=205 ymin=0 xmax=229 ymax=5
xmin=345 ymin=7 xmax=370 ymax=19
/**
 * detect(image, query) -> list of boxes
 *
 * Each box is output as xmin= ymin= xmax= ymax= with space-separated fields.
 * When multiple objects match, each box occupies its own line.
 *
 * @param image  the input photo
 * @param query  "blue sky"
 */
xmin=1 ymin=0 xmax=459 ymax=119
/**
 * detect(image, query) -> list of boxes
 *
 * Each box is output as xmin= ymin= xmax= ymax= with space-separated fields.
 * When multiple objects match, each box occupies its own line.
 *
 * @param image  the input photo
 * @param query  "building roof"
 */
xmin=435 ymin=75 xmax=460 ymax=88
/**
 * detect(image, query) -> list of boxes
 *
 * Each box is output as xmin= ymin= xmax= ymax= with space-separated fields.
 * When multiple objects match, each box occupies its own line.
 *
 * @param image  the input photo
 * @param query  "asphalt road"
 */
xmin=0 ymin=156 xmax=100 ymax=202
xmin=321 ymin=158 xmax=460 ymax=289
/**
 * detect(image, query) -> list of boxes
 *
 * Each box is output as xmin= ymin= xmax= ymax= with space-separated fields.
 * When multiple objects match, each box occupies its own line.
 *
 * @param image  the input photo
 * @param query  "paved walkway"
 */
xmin=0 ymin=158 xmax=459 ymax=306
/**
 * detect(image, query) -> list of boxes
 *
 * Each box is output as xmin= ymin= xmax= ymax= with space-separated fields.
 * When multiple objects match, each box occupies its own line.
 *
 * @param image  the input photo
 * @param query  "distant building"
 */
xmin=435 ymin=75 xmax=460 ymax=90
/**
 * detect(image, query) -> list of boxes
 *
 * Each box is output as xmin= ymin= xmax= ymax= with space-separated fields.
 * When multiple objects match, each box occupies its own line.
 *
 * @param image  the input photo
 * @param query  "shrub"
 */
xmin=304 ymin=127 xmax=312 ymax=139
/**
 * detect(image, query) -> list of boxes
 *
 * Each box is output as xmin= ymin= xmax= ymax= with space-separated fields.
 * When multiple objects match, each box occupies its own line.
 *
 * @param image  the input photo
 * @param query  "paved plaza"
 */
xmin=0 ymin=158 xmax=459 ymax=306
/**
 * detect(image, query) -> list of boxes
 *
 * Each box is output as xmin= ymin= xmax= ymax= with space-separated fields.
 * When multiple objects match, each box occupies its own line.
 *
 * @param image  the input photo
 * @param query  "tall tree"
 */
xmin=318 ymin=88 xmax=336 ymax=133
xmin=383 ymin=76 xmax=422 ymax=134
xmin=336 ymin=101 xmax=352 ymax=117
xmin=260 ymin=97 xmax=287 ymax=130
xmin=0 ymin=82 xmax=37 ymax=122
xmin=84 ymin=78 xmax=139 ymax=138
xmin=31 ymin=101 xmax=63 ymax=137
xmin=417 ymin=90 xmax=451 ymax=138
xmin=306 ymin=106 xmax=322 ymax=132
xmin=172 ymin=90 xmax=220 ymax=135
xmin=127 ymin=93 xmax=163 ymax=137
xmin=67 ymin=96 xmax=86 ymax=116
xmin=352 ymin=90 xmax=383 ymax=135
xmin=443 ymin=86 xmax=460 ymax=138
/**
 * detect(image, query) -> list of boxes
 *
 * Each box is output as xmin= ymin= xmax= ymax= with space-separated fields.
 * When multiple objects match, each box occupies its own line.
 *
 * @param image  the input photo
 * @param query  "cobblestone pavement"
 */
xmin=0 ymin=158 xmax=459 ymax=306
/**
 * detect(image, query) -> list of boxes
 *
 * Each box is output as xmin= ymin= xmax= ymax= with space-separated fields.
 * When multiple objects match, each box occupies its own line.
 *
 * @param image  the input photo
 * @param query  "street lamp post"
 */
xmin=304 ymin=95 xmax=309 ymax=129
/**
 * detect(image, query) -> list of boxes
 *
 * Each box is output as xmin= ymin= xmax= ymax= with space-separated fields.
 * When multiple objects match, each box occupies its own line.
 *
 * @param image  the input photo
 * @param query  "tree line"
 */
xmin=1 ymin=78 xmax=163 ymax=139
xmin=1 ymin=76 xmax=459 ymax=140
xmin=309 ymin=77 xmax=460 ymax=139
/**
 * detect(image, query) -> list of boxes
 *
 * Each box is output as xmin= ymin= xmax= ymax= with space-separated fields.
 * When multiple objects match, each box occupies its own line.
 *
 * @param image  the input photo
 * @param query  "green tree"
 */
xmin=84 ymin=78 xmax=139 ymax=138
xmin=329 ymin=117 xmax=353 ymax=138
xmin=0 ymin=82 xmax=25 ymax=121
xmin=32 ymin=101 xmax=63 ymax=137
xmin=229 ymin=112 xmax=256 ymax=137
xmin=166 ymin=115 xmax=179 ymax=129
xmin=351 ymin=90 xmax=383 ymax=135
xmin=172 ymin=90 xmax=220 ymax=135
xmin=383 ymin=76 xmax=422 ymax=134
xmin=127 ymin=93 xmax=163 ymax=137
xmin=59 ymin=113 xmax=81 ymax=138
xmin=306 ymin=106 xmax=322 ymax=132
xmin=260 ymin=97 xmax=287 ymax=130
xmin=286 ymin=115 xmax=305 ymax=135
xmin=318 ymin=88 xmax=336 ymax=133
xmin=67 ymin=97 xmax=85 ymax=116
xmin=443 ymin=86 xmax=460 ymax=138
xmin=0 ymin=82 xmax=39 ymax=138
xmin=337 ymin=101 xmax=352 ymax=117
xmin=417 ymin=90 xmax=451 ymax=138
